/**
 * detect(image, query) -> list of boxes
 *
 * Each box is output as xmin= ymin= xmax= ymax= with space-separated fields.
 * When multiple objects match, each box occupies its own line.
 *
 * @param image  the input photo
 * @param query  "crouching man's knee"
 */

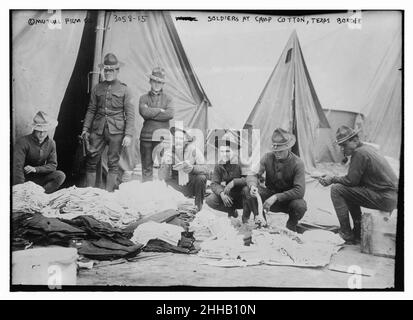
xmin=193 ymin=174 xmax=207 ymax=185
xmin=205 ymin=193 xmax=219 ymax=209
xmin=241 ymin=185 xmax=253 ymax=199
xmin=289 ymin=199 xmax=307 ymax=220
xmin=330 ymin=183 xmax=346 ymax=197
xmin=54 ymin=170 xmax=66 ymax=186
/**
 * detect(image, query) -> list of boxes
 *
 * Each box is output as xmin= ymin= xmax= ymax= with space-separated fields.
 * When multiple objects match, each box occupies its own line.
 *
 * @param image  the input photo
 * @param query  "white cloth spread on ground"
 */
xmin=192 ymin=208 xmax=342 ymax=268
xmin=113 ymin=180 xmax=187 ymax=217
xmin=131 ymin=221 xmax=184 ymax=246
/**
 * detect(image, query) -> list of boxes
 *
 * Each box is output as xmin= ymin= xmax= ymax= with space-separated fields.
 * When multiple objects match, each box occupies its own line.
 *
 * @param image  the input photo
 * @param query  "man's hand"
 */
xmin=319 ymin=175 xmax=334 ymax=187
xmin=250 ymin=185 xmax=258 ymax=197
xmin=81 ymin=130 xmax=89 ymax=140
xmin=224 ymin=180 xmax=234 ymax=195
xmin=122 ymin=136 xmax=132 ymax=148
xmin=180 ymin=160 xmax=193 ymax=174
xmin=24 ymin=166 xmax=36 ymax=174
xmin=220 ymin=192 xmax=233 ymax=207
xmin=263 ymin=195 xmax=277 ymax=212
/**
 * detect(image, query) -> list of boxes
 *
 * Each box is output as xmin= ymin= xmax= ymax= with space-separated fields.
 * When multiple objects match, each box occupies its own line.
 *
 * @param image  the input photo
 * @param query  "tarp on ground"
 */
xmin=101 ymin=11 xmax=211 ymax=171
xmin=244 ymin=30 xmax=330 ymax=171
xmin=12 ymin=10 xmax=86 ymax=141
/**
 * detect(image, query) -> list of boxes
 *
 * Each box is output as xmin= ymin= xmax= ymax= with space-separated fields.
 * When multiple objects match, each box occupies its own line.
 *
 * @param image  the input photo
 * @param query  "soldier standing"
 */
xmin=81 ymin=53 xmax=135 ymax=191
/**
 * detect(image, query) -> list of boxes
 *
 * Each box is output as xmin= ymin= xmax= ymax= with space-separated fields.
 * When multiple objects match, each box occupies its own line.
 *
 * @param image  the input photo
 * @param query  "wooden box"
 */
xmin=361 ymin=209 xmax=397 ymax=258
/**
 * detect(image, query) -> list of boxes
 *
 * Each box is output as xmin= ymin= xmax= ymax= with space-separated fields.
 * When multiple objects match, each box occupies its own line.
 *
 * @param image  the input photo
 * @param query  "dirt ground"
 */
xmin=76 ymin=179 xmax=396 ymax=289
xmin=77 ymin=245 xmax=395 ymax=289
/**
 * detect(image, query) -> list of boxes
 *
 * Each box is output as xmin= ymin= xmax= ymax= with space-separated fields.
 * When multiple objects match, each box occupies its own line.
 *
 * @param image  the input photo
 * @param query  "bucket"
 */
xmin=12 ymin=247 xmax=78 ymax=286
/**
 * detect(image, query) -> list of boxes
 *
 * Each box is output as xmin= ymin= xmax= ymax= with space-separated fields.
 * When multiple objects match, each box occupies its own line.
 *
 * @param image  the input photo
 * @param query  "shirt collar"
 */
xmin=272 ymin=151 xmax=292 ymax=163
xmin=30 ymin=133 xmax=49 ymax=146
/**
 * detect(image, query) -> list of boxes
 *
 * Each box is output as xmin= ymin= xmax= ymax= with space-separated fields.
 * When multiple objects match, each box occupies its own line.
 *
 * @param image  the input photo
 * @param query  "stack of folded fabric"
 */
xmin=42 ymin=186 xmax=139 ymax=228
xmin=113 ymin=180 xmax=188 ymax=217
xmin=12 ymin=182 xmax=49 ymax=213
xmin=131 ymin=221 xmax=198 ymax=254
xmin=12 ymin=212 xmax=143 ymax=261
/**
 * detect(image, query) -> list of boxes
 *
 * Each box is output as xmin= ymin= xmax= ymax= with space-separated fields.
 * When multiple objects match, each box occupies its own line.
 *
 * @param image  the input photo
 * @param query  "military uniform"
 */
xmin=83 ymin=79 xmax=135 ymax=185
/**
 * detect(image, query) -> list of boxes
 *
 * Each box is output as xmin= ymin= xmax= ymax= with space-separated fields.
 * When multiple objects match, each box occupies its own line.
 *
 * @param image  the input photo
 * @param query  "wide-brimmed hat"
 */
xmin=217 ymin=132 xmax=239 ymax=150
xmin=335 ymin=125 xmax=361 ymax=145
xmin=98 ymin=53 xmax=124 ymax=70
xmin=271 ymin=128 xmax=296 ymax=151
xmin=148 ymin=67 xmax=166 ymax=83
xmin=170 ymin=126 xmax=193 ymax=142
xmin=31 ymin=111 xmax=58 ymax=132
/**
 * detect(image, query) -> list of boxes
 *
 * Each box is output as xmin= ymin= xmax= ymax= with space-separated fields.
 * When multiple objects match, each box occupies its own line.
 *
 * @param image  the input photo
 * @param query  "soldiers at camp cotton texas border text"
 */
xmin=81 ymin=53 xmax=135 ymax=192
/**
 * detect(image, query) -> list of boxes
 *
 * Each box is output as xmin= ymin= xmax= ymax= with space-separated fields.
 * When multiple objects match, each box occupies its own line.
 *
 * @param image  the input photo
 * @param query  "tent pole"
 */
xmin=91 ymin=10 xmax=105 ymax=88
xmin=92 ymin=10 xmax=105 ymax=188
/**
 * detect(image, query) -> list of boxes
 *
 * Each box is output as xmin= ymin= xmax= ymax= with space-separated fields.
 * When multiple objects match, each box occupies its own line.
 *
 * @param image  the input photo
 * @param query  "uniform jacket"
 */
xmin=13 ymin=134 xmax=58 ymax=185
xmin=246 ymin=151 xmax=306 ymax=202
xmin=332 ymin=143 xmax=398 ymax=193
xmin=210 ymin=162 xmax=246 ymax=196
xmin=83 ymin=80 xmax=135 ymax=136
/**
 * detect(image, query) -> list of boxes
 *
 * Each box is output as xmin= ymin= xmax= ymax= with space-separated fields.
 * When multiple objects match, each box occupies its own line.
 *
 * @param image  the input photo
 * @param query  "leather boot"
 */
xmin=106 ymin=172 xmax=118 ymax=192
xmin=353 ymin=219 xmax=361 ymax=244
xmin=85 ymin=172 xmax=96 ymax=188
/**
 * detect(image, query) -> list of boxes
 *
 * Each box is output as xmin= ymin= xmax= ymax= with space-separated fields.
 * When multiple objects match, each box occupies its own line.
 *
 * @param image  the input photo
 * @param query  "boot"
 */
xmin=352 ymin=219 xmax=361 ymax=244
xmin=227 ymin=208 xmax=238 ymax=218
xmin=106 ymin=172 xmax=118 ymax=192
xmin=85 ymin=172 xmax=96 ymax=187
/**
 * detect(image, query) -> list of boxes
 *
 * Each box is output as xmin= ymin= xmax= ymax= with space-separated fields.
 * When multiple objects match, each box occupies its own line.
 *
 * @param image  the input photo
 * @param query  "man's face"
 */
xmin=103 ymin=68 xmax=119 ymax=82
xmin=219 ymin=146 xmax=235 ymax=163
xmin=339 ymin=138 xmax=358 ymax=157
xmin=173 ymin=132 xmax=185 ymax=149
xmin=150 ymin=79 xmax=164 ymax=92
xmin=273 ymin=148 xmax=289 ymax=160
xmin=33 ymin=130 xmax=48 ymax=143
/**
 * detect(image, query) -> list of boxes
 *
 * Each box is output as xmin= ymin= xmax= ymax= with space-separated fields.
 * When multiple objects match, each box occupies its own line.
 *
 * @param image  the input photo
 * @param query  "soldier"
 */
xmin=139 ymin=67 xmax=174 ymax=182
xmin=205 ymin=132 xmax=249 ymax=218
xmin=319 ymin=126 xmax=398 ymax=243
xmin=81 ymin=53 xmax=135 ymax=191
xmin=245 ymin=128 xmax=307 ymax=231
xmin=13 ymin=111 xmax=66 ymax=194
xmin=158 ymin=126 xmax=208 ymax=211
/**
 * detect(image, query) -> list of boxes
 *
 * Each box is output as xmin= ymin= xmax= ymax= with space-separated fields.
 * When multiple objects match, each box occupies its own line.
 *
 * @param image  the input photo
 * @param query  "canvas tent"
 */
xmin=244 ymin=30 xmax=331 ymax=171
xmin=360 ymin=31 xmax=402 ymax=159
xmin=101 ymin=11 xmax=211 ymax=171
xmin=12 ymin=10 xmax=211 ymax=184
xmin=12 ymin=10 xmax=87 ymax=141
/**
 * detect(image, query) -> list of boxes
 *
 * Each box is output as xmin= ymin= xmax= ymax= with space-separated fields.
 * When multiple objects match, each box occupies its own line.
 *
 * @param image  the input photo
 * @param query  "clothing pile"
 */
xmin=131 ymin=221 xmax=198 ymax=254
xmin=12 ymin=211 xmax=143 ymax=260
xmin=132 ymin=221 xmax=184 ymax=246
xmin=113 ymin=180 xmax=188 ymax=217
xmin=41 ymin=186 xmax=139 ymax=229
xmin=189 ymin=207 xmax=240 ymax=241
xmin=12 ymin=182 xmax=49 ymax=213
xmin=191 ymin=208 xmax=343 ymax=268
